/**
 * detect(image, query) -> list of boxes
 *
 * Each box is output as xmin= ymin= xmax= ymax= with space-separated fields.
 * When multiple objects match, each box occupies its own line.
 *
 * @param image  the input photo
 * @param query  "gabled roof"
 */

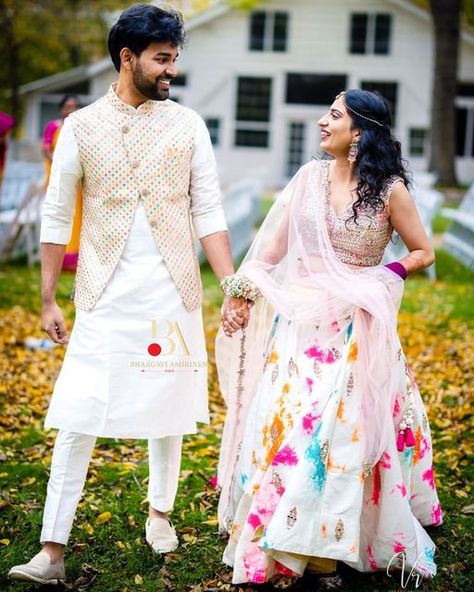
xmin=19 ymin=0 xmax=473 ymax=96
xmin=19 ymin=66 xmax=90 ymax=95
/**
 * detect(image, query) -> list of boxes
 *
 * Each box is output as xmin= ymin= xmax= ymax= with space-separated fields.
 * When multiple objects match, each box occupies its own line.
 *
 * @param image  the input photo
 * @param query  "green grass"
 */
xmin=402 ymin=250 xmax=474 ymax=325
xmin=0 ymin=250 xmax=473 ymax=592
xmin=2 ymin=249 xmax=472 ymax=321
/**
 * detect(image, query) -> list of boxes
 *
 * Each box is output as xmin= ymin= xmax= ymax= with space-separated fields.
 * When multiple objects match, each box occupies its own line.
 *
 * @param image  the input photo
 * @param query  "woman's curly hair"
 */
xmin=342 ymin=89 xmax=410 ymax=224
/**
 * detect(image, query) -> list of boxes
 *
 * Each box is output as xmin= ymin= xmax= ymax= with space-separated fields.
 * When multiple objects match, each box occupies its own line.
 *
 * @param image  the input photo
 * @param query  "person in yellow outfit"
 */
xmin=42 ymin=95 xmax=81 ymax=271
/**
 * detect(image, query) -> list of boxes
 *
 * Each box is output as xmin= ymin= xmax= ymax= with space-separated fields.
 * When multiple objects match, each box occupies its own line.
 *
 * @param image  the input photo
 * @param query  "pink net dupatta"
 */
xmin=216 ymin=160 xmax=404 ymax=531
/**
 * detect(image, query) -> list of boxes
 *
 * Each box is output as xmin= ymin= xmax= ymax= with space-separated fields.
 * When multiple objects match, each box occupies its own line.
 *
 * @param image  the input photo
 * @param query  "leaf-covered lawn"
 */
xmin=0 ymin=252 xmax=472 ymax=592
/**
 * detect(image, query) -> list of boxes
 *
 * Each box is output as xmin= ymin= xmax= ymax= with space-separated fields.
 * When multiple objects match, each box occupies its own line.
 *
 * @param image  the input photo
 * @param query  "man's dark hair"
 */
xmin=108 ymin=3 xmax=186 ymax=72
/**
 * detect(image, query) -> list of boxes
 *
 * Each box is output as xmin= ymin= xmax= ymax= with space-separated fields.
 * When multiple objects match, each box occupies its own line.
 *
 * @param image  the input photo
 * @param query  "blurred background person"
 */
xmin=0 ymin=112 xmax=15 ymax=189
xmin=42 ymin=95 xmax=82 ymax=271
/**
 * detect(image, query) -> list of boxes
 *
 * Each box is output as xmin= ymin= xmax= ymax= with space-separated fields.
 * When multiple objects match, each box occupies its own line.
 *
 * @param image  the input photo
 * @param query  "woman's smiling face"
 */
xmin=318 ymin=95 xmax=359 ymax=158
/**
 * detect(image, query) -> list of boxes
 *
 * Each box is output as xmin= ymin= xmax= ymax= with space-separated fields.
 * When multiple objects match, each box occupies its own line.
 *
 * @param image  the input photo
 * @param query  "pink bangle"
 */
xmin=384 ymin=261 xmax=408 ymax=280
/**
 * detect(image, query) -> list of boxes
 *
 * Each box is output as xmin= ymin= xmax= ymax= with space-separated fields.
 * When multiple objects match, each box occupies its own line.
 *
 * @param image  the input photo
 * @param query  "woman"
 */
xmin=42 ymin=95 xmax=82 ymax=271
xmin=216 ymin=90 xmax=441 ymax=588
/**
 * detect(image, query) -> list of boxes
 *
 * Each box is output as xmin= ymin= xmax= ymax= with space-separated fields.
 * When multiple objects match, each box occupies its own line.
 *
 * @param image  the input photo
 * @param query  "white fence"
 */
xmin=1 ymin=163 xmax=444 ymax=276
xmin=0 ymin=161 xmax=263 ymax=267
xmin=0 ymin=162 xmax=45 ymax=265
xmin=200 ymin=176 xmax=263 ymax=262
xmin=441 ymin=183 xmax=474 ymax=270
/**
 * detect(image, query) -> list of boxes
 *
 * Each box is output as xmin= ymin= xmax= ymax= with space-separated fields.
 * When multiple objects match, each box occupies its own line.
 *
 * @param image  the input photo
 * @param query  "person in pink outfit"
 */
xmin=217 ymin=89 xmax=442 ymax=589
xmin=0 ymin=112 xmax=15 ymax=186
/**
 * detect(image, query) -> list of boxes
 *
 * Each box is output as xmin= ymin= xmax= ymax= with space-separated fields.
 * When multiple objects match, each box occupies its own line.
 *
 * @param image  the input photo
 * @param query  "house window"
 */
xmin=286 ymin=74 xmax=347 ymax=105
xmin=350 ymin=13 xmax=392 ymax=55
xmin=237 ymin=77 xmax=272 ymax=122
xmin=360 ymin=81 xmax=398 ymax=125
xmin=205 ymin=118 xmax=220 ymax=146
xmin=249 ymin=11 xmax=289 ymax=52
xmin=374 ymin=14 xmax=391 ymax=54
xmin=235 ymin=76 xmax=272 ymax=148
xmin=409 ymin=129 xmax=427 ymax=157
xmin=458 ymin=82 xmax=474 ymax=97
xmin=287 ymin=122 xmax=306 ymax=177
xmin=235 ymin=129 xmax=269 ymax=148
xmin=456 ymin=106 xmax=474 ymax=157
xmin=172 ymin=74 xmax=187 ymax=87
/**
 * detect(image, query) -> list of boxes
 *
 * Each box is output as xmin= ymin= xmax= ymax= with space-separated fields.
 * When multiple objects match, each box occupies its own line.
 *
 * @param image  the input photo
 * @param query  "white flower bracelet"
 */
xmin=220 ymin=275 xmax=260 ymax=302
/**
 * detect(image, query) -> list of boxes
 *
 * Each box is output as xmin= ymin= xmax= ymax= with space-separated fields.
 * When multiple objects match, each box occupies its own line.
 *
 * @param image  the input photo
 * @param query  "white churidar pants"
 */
xmin=40 ymin=430 xmax=183 ymax=545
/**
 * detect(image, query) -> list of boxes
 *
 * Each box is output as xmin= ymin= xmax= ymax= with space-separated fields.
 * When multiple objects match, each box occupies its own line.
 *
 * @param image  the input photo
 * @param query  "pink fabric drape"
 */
xmin=216 ymin=160 xmax=404 ymax=530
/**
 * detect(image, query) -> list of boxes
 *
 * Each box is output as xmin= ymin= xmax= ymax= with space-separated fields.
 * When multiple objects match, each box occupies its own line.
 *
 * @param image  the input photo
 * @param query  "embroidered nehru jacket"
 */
xmin=41 ymin=85 xmax=227 ymax=311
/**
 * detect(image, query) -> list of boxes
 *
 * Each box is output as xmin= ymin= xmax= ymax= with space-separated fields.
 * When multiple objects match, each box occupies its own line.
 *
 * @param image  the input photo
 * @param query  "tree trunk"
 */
xmin=429 ymin=0 xmax=461 ymax=185
xmin=8 ymin=42 xmax=20 ymax=139
xmin=0 ymin=0 xmax=19 ymax=135
xmin=0 ymin=1 xmax=20 ymax=137
xmin=69 ymin=45 xmax=81 ymax=67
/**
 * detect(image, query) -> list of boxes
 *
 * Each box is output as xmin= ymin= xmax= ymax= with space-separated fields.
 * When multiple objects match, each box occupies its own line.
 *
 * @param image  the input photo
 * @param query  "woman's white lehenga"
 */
xmin=216 ymin=160 xmax=441 ymax=584
xmin=45 ymin=202 xmax=209 ymax=439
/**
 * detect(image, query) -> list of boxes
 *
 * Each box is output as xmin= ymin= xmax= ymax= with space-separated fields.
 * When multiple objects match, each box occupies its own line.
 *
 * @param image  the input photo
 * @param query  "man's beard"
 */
xmin=132 ymin=61 xmax=169 ymax=101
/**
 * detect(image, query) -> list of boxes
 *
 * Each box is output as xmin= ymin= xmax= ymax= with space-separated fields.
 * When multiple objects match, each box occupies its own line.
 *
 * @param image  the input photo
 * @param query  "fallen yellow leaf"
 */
xmin=96 ymin=511 xmax=112 ymax=524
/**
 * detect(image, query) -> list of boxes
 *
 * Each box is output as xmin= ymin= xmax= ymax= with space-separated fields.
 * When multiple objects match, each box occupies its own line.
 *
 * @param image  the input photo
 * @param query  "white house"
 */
xmin=19 ymin=0 xmax=474 ymax=185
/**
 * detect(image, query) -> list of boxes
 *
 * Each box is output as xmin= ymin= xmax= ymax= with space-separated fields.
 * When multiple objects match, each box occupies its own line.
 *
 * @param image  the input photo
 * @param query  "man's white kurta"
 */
xmin=41 ymin=115 xmax=227 ymax=438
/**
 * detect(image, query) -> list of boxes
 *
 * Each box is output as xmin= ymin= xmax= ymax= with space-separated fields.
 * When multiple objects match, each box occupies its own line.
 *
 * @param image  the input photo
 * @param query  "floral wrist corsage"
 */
xmin=220 ymin=274 xmax=260 ymax=302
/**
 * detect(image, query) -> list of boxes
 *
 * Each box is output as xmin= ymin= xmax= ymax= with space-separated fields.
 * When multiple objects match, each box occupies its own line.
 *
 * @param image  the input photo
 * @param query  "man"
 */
xmin=8 ymin=4 xmax=244 ymax=585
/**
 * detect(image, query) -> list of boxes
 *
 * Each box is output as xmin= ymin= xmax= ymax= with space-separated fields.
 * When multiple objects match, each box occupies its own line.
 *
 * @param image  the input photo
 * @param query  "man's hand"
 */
xmin=41 ymin=301 xmax=69 ymax=344
xmin=40 ymin=243 xmax=68 ymax=343
xmin=221 ymin=296 xmax=251 ymax=337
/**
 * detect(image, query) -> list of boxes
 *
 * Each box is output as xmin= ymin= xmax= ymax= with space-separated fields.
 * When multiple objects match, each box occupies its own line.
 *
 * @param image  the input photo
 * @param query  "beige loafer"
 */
xmin=145 ymin=516 xmax=179 ymax=554
xmin=8 ymin=551 xmax=65 ymax=585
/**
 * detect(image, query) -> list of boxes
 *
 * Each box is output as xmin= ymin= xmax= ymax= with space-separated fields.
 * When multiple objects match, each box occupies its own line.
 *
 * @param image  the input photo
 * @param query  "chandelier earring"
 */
xmin=348 ymin=137 xmax=359 ymax=167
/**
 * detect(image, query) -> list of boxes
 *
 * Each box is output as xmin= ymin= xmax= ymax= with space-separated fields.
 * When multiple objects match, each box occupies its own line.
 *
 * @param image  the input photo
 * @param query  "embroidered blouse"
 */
xmin=301 ymin=160 xmax=403 ymax=267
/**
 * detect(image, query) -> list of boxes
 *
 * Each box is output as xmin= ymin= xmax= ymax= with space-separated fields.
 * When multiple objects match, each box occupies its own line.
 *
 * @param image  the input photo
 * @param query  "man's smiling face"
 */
xmin=130 ymin=42 xmax=179 ymax=101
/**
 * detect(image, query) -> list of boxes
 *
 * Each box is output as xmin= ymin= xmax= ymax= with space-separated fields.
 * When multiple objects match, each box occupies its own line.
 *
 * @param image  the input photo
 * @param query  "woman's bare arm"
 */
xmin=388 ymin=183 xmax=435 ymax=274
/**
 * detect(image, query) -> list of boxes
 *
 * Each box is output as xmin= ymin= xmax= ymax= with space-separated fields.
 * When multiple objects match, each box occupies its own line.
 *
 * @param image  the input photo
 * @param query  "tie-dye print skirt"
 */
xmin=222 ymin=312 xmax=442 ymax=584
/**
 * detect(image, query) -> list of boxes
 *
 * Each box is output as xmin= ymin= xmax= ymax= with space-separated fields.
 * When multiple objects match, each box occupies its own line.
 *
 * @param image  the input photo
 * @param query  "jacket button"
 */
xmin=121 ymin=125 xmax=129 ymax=134
xmin=131 ymin=160 xmax=140 ymax=169
xmin=150 ymin=220 xmax=158 ymax=228
xmin=141 ymin=188 xmax=150 ymax=197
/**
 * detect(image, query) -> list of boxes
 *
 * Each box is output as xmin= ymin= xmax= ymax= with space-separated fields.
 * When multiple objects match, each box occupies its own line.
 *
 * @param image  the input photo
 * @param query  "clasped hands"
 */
xmin=221 ymin=296 xmax=252 ymax=337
